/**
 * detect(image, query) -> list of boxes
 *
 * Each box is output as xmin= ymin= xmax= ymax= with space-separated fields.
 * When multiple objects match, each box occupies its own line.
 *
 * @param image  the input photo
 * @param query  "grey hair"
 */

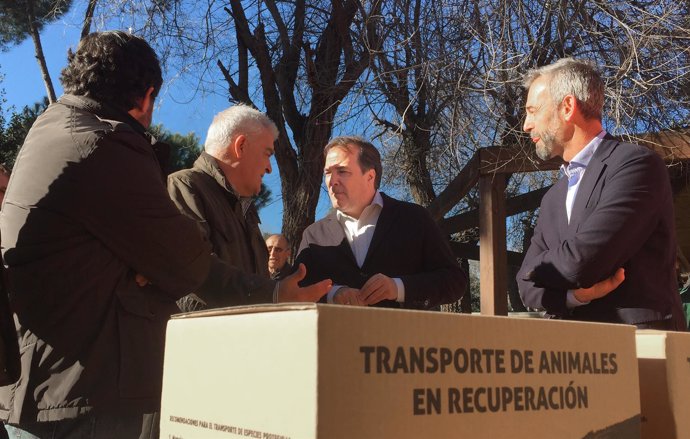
xmin=204 ymin=104 xmax=279 ymax=154
xmin=523 ymin=58 xmax=605 ymax=120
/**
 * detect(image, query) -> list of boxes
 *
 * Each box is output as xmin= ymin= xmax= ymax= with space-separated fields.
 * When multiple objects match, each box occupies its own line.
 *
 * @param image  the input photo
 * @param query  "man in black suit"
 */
xmin=517 ymin=58 xmax=684 ymax=330
xmin=295 ymin=136 xmax=466 ymax=309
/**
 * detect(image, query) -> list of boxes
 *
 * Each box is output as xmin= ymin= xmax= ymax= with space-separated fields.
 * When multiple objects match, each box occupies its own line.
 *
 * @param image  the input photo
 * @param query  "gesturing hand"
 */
xmin=277 ymin=263 xmax=332 ymax=303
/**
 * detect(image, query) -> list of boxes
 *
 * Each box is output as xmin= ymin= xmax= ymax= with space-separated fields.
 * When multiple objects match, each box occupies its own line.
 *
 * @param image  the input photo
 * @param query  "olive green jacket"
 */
xmin=167 ymin=153 xmax=274 ymax=310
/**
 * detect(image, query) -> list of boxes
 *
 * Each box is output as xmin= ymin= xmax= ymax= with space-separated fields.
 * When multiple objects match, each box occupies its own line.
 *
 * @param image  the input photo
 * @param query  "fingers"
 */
xmin=601 ymin=268 xmax=625 ymax=294
xmin=574 ymin=267 xmax=626 ymax=302
xmin=302 ymin=278 xmax=331 ymax=302
xmin=289 ymin=263 xmax=306 ymax=283
xmin=280 ymin=263 xmax=307 ymax=290
xmin=334 ymin=288 xmax=365 ymax=306
xmin=360 ymin=274 xmax=395 ymax=305
xmin=612 ymin=268 xmax=625 ymax=284
xmin=135 ymin=273 xmax=150 ymax=287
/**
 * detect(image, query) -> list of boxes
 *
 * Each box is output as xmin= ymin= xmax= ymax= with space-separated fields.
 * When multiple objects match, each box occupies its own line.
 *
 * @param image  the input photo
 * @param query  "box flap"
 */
xmin=635 ymin=330 xmax=668 ymax=359
xmin=171 ymin=302 xmax=318 ymax=319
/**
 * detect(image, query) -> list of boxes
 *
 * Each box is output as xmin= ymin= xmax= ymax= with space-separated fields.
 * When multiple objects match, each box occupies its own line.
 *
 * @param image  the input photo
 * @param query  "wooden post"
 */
xmin=479 ymin=174 xmax=508 ymax=316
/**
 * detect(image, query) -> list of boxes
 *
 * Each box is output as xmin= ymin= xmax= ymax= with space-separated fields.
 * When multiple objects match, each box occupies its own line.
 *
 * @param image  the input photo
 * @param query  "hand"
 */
xmin=333 ymin=287 xmax=365 ymax=306
xmin=135 ymin=273 xmax=150 ymax=287
xmin=359 ymin=273 xmax=397 ymax=306
xmin=277 ymin=263 xmax=331 ymax=303
xmin=574 ymin=268 xmax=625 ymax=302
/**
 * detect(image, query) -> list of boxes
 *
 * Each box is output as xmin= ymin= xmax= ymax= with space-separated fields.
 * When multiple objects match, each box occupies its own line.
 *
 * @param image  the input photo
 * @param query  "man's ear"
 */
xmin=129 ymin=86 xmax=155 ymax=127
xmin=231 ymin=134 xmax=247 ymax=158
xmin=561 ymin=95 xmax=577 ymax=122
xmin=134 ymin=87 xmax=155 ymax=112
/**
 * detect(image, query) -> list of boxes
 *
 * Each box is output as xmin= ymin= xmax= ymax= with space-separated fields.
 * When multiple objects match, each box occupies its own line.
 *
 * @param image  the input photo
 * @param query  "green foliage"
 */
xmin=0 ymin=93 xmax=48 ymax=169
xmin=0 ymin=0 xmax=73 ymax=50
xmin=149 ymin=123 xmax=202 ymax=174
xmin=253 ymin=182 xmax=272 ymax=213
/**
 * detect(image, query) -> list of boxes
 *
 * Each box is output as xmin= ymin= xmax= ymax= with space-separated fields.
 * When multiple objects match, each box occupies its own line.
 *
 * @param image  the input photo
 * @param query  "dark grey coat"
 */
xmin=0 ymin=95 xmax=274 ymax=423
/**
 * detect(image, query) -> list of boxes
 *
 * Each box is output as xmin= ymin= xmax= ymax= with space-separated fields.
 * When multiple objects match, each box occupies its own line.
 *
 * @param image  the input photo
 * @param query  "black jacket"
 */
xmin=295 ymin=193 xmax=466 ymax=309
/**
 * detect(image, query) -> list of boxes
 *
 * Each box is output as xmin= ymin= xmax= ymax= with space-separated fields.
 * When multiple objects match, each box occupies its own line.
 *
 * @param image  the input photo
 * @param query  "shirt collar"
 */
xmin=562 ymin=130 xmax=606 ymax=178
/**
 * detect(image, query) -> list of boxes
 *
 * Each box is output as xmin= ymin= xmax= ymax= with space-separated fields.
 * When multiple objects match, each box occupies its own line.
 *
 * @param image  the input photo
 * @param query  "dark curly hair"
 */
xmin=60 ymin=31 xmax=163 ymax=111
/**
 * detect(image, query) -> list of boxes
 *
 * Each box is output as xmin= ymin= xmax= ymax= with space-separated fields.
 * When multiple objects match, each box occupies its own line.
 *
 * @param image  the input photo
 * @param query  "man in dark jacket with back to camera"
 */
xmin=0 ymin=31 xmax=329 ymax=439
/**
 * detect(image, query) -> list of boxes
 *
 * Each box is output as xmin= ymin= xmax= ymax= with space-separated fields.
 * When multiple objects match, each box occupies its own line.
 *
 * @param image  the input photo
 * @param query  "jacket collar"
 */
xmin=193 ymin=152 xmax=237 ymax=197
xmin=58 ymin=94 xmax=148 ymax=136
xmin=193 ymin=152 xmax=259 ymax=221
xmin=58 ymin=94 xmax=171 ymax=177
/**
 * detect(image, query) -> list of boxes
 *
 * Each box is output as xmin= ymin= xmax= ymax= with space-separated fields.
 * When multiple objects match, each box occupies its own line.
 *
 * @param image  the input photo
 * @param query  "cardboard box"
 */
xmin=160 ymin=304 xmax=640 ymax=439
xmin=636 ymin=330 xmax=690 ymax=439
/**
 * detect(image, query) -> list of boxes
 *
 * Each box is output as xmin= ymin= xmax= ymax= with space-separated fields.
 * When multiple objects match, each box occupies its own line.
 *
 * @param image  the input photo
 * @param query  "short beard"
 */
xmin=536 ymin=130 xmax=558 ymax=161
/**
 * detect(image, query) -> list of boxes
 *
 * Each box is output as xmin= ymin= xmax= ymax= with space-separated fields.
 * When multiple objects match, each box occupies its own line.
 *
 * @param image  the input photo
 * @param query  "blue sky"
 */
xmin=1 ymin=18 xmax=333 ymax=236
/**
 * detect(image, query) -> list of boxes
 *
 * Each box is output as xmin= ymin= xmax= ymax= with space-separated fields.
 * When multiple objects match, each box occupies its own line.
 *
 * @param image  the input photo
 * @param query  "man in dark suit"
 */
xmin=295 ymin=136 xmax=466 ymax=309
xmin=517 ymin=58 xmax=684 ymax=330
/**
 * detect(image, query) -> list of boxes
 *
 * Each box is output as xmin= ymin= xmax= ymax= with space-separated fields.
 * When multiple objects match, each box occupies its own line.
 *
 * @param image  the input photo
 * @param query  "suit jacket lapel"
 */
xmin=362 ymin=193 xmax=395 ymax=268
xmin=568 ymin=137 xmax=618 ymax=230
xmin=553 ymin=178 xmax=570 ymax=239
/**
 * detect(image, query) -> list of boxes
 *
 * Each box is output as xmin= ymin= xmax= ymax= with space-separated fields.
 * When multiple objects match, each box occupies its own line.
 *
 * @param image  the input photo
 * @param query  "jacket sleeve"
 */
xmin=399 ymin=206 xmax=467 ymax=309
xmin=71 ymin=128 xmax=276 ymax=307
xmin=71 ymin=129 xmax=212 ymax=299
xmin=167 ymin=173 xmax=213 ymax=243
xmin=516 ymin=209 xmax=569 ymax=316
xmin=528 ymin=150 xmax=669 ymax=290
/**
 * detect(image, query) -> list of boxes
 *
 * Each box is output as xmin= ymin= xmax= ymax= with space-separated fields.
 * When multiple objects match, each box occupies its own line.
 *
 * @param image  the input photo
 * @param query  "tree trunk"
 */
xmin=80 ymin=0 xmax=99 ymax=40
xmin=26 ymin=0 xmax=57 ymax=104
xmin=401 ymin=131 xmax=436 ymax=206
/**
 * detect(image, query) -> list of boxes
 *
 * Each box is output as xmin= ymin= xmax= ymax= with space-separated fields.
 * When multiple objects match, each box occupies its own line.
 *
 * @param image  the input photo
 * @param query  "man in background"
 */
xmin=517 ymin=58 xmax=684 ymax=330
xmin=266 ymin=234 xmax=293 ymax=280
xmin=295 ymin=136 xmax=466 ymax=309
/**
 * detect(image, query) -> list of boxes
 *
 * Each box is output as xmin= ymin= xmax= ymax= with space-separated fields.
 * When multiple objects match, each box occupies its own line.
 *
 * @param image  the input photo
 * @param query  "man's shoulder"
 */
xmin=55 ymin=95 xmax=136 ymax=139
xmin=381 ymin=193 xmax=430 ymax=218
xmin=603 ymin=137 xmax=660 ymax=163
xmin=304 ymin=214 xmax=337 ymax=233
xmin=45 ymin=100 xmax=112 ymax=139
xmin=29 ymin=100 xmax=145 ymax=161
xmin=302 ymin=214 xmax=342 ymax=246
xmin=168 ymin=163 xmax=212 ymax=189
